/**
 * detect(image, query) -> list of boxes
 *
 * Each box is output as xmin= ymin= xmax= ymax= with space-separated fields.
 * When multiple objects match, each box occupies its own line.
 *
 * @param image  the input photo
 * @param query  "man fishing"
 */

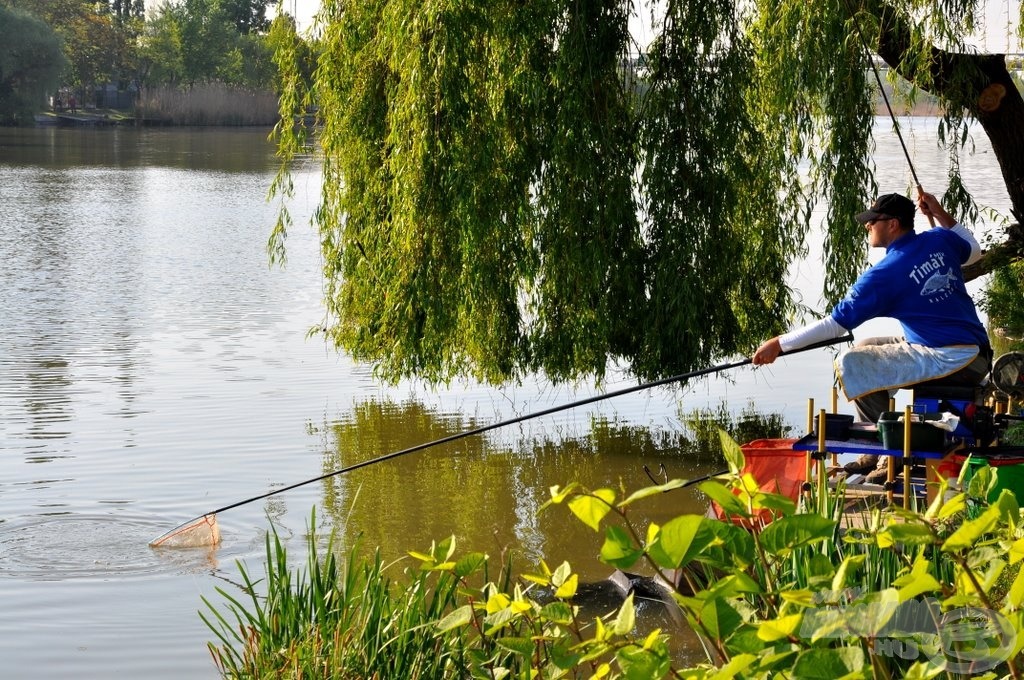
xmin=752 ymin=191 xmax=991 ymax=482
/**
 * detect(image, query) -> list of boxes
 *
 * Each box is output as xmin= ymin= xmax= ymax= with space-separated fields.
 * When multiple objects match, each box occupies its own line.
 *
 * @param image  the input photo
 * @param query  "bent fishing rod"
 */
xmin=171 ymin=334 xmax=853 ymax=526
xmin=841 ymin=0 xmax=935 ymax=225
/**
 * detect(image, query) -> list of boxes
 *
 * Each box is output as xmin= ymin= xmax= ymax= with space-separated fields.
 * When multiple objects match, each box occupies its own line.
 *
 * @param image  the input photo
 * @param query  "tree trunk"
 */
xmin=870 ymin=0 xmax=1024 ymax=280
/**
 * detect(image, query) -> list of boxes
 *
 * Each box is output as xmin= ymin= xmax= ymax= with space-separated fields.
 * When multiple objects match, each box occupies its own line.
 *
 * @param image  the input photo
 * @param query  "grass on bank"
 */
xmin=202 ymin=526 xmax=494 ymax=678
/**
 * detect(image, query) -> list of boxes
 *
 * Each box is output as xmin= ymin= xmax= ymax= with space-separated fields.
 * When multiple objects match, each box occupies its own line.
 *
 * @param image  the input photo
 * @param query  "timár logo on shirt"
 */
xmin=919 ymin=268 xmax=958 ymax=297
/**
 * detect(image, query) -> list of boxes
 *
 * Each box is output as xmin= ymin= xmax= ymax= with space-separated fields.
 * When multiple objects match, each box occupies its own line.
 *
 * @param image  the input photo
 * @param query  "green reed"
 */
xmin=202 ymin=514 xmax=483 ymax=678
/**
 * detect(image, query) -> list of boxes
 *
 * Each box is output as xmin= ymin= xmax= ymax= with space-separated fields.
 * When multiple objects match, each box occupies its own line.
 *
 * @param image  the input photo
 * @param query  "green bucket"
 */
xmin=963 ymin=455 xmax=1024 ymax=503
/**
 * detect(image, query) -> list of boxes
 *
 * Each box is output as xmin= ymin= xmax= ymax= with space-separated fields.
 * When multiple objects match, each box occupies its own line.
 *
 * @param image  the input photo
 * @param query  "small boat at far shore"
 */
xmin=33 ymin=111 xmax=125 ymax=127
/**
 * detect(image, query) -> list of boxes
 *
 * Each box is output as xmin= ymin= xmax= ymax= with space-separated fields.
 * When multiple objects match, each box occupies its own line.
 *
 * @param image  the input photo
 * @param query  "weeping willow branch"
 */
xmin=272 ymin=0 xmax=1024 ymax=385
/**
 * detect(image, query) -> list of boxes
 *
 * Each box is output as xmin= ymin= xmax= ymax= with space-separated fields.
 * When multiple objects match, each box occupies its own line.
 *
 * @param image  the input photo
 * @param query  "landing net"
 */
xmin=993 ymin=352 xmax=1024 ymax=399
xmin=149 ymin=514 xmax=220 ymax=548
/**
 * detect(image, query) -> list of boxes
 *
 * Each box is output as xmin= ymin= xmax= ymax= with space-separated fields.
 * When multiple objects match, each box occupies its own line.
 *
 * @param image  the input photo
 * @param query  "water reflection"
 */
xmin=315 ymin=398 xmax=718 ymax=664
xmin=0 ymin=127 xmax=278 ymax=171
xmin=317 ymin=398 xmax=719 ymax=578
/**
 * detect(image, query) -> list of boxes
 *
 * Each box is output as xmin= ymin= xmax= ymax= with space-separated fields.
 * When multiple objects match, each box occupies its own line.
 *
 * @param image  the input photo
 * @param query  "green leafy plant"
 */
xmin=206 ymin=432 xmax=1024 ymax=678
xmin=547 ymin=431 xmax=1024 ymax=678
xmin=203 ymin=517 xmax=674 ymax=678
xmin=985 ymin=261 xmax=1024 ymax=353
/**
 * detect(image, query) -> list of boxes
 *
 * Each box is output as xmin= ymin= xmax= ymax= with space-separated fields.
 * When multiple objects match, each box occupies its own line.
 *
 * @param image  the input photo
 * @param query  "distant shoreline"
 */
xmin=874 ymin=102 xmax=943 ymax=117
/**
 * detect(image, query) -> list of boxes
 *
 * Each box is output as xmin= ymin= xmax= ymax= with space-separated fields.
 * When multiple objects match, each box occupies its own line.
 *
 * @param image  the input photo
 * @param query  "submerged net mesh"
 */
xmin=149 ymin=514 xmax=221 ymax=548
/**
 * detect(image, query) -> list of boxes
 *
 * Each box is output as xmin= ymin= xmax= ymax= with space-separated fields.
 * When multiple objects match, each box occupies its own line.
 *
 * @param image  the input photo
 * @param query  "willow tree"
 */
xmin=271 ymin=0 xmax=1024 ymax=385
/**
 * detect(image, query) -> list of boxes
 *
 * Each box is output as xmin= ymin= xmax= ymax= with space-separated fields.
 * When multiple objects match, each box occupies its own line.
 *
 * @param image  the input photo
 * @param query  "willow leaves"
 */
xmin=272 ymin=0 xmax=1001 ymax=385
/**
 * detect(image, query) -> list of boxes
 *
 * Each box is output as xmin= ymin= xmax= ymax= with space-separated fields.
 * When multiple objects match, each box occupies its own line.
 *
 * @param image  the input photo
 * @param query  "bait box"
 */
xmin=877 ymin=412 xmax=947 ymax=452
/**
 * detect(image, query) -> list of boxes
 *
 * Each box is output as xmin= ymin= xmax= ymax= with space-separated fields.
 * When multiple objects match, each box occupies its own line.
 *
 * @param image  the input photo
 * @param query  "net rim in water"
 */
xmin=149 ymin=514 xmax=221 ymax=548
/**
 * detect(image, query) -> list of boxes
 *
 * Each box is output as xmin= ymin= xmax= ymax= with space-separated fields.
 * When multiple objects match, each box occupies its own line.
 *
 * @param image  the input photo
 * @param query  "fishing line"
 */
xmin=841 ymin=0 xmax=935 ymax=223
xmin=151 ymin=334 xmax=852 ymax=545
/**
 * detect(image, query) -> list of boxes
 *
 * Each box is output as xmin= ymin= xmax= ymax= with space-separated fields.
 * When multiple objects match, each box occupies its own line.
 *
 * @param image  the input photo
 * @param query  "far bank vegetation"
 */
xmin=136 ymin=83 xmax=278 ymax=126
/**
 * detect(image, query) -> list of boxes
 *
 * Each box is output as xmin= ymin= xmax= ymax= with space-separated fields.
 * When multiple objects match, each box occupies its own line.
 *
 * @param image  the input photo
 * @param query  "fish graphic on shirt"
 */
xmin=919 ymin=268 xmax=958 ymax=296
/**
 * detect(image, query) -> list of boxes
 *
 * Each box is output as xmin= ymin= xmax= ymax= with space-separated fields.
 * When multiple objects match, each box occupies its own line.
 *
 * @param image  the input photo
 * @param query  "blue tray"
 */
xmin=793 ymin=433 xmax=948 ymax=459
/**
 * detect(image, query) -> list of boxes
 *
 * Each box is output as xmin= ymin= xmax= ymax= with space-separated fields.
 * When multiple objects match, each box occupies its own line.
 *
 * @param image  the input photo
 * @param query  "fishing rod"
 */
xmin=644 ymin=463 xmax=729 ymax=489
xmin=152 ymin=334 xmax=852 ymax=544
xmin=841 ymin=0 xmax=935 ymax=225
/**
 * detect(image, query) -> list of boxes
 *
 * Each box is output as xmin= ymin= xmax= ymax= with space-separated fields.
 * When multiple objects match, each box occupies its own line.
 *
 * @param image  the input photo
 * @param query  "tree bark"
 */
xmin=867 ymin=0 xmax=1024 ymax=280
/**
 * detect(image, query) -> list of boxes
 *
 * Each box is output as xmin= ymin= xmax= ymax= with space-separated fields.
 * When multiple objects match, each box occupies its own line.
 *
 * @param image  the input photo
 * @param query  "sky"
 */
xmin=278 ymin=0 xmax=1021 ymax=53
xmin=275 ymin=0 xmax=317 ymax=30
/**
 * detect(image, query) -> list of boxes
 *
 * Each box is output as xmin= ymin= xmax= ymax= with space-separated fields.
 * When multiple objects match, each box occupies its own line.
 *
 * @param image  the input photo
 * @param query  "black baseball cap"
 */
xmin=855 ymin=193 xmax=916 ymax=229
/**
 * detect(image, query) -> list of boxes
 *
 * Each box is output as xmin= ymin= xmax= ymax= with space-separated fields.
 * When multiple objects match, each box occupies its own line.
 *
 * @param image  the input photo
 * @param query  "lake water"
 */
xmin=0 ymin=121 xmax=1008 ymax=678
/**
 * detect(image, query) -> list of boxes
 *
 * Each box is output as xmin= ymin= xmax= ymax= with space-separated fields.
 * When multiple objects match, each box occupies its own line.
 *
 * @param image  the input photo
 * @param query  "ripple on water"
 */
xmin=0 ymin=513 xmax=223 ymax=580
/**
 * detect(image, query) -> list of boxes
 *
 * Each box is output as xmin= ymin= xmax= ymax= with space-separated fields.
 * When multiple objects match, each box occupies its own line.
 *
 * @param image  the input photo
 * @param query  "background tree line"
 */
xmin=0 ymin=0 xmax=312 ymax=124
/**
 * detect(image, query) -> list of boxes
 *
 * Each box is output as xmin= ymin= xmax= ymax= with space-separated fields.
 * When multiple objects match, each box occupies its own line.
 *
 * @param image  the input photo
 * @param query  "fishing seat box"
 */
xmin=877 ymin=411 xmax=947 ymax=452
xmin=913 ymin=385 xmax=979 ymax=440
xmin=810 ymin=413 xmax=854 ymax=440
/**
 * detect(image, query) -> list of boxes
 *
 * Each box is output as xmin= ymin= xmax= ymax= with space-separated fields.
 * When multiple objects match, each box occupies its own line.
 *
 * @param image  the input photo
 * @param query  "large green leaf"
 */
xmin=616 ymin=644 xmax=672 ymax=680
xmin=993 ymin=488 xmax=1021 ymax=526
xmin=619 ymin=479 xmax=688 ymax=507
xmin=942 ymin=504 xmax=1002 ymax=552
xmin=967 ymin=464 xmax=995 ymax=499
xmin=679 ymin=594 xmax=743 ymax=640
xmin=754 ymin=491 xmax=797 ymax=516
xmin=568 ymin=488 xmax=616 ymax=531
xmin=879 ymin=522 xmax=936 ymax=548
xmin=699 ymin=479 xmax=751 ymax=516
xmin=901 ymin=660 xmax=947 ymax=679
xmin=892 ymin=558 xmax=941 ymax=602
xmin=845 ymin=589 xmax=900 ymax=637
xmin=600 ymin=525 xmax=644 ymax=569
xmin=647 ymin=515 xmax=705 ymax=568
xmin=495 ymin=636 xmax=535 ymax=657
xmin=759 ymin=514 xmax=836 ymax=555
xmin=718 ymin=429 xmax=746 ymax=475
xmin=648 ymin=514 xmax=756 ymax=570
xmin=705 ymin=573 xmax=763 ymax=599
xmin=757 ymin=612 xmax=803 ymax=642
xmin=697 ymin=520 xmax=758 ymax=569
xmin=708 ymin=653 xmax=758 ymax=679
xmin=436 ymin=604 xmax=474 ymax=631
xmin=549 ymin=641 xmax=583 ymax=670
xmin=612 ymin=593 xmax=636 ymax=636
xmin=791 ymin=647 xmax=866 ymax=678
xmin=831 ymin=554 xmax=866 ymax=593
xmin=936 ymin=492 xmax=966 ymax=520
xmin=540 ymin=601 xmax=574 ymax=625
xmin=454 ymin=552 xmax=487 ymax=578
xmin=724 ymin=626 xmax=767 ymax=655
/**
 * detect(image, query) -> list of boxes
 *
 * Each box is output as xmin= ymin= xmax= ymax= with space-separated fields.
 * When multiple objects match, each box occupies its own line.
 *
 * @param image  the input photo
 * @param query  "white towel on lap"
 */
xmin=836 ymin=343 xmax=979 ymax=400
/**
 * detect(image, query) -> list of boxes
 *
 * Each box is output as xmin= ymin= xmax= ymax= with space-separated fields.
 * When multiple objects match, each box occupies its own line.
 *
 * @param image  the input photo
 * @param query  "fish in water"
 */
xmin=919 ymin=268 xmax=958 ymax=296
